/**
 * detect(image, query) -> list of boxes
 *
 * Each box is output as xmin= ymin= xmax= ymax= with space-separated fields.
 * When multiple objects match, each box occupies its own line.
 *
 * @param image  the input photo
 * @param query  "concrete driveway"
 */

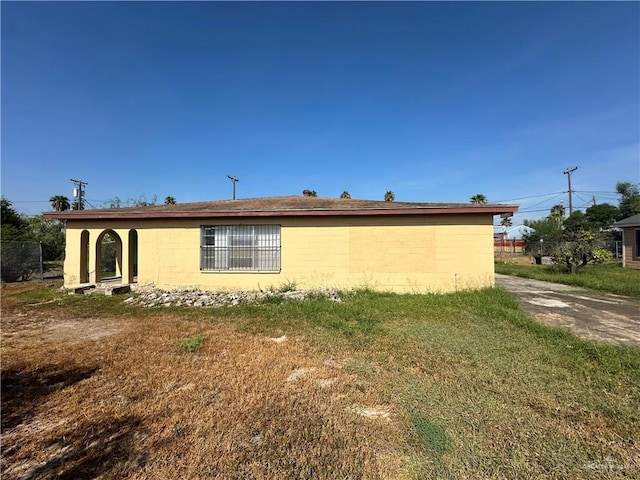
xmin=495 ymin=274 xmax=640 ymax=347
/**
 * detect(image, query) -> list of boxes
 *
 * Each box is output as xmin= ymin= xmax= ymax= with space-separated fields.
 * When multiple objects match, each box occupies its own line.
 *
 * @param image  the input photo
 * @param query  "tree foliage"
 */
xmin=1 ymin=198 xmax=37 ymax=281
xmin=585 ymin=203 xmax=619 ymax=230
xmin=100 ymin=233 xmax=117 ymax=276
xmin=470 ymin=194 xmax=488 ymax=205
xmin=616 ymin=182 xmax=640 ymax=219
xmin=50 ymin=195 xmax=71 ymax=212
xmin=1 ymin=197 xmax=27 ymax=231
xmin=524 ymin=205 xmax=613 ymax=272
xmin=106 ymin=194 xmax=158 ymax=208
xmin=164 ymin=196 xmax=177 ymax=205
xmin=1 ymin=199 xmax=66 ymax=281
xmin=523 ymin=216 xmax=563 ymax=256
xmin=340 ymin=191 xmax=351 ymax=199
xmin=552 ymin=230 xmax=612 ymax=273
xmin=384 ymin=190 xmax=395 ymax=202
xmin=521 ymin=180 xmax=638 ymax=272
xmin=549 ymin=204 xmax=565 ymax=227
xmin=27 ymin=216 xmax=65 ymax=261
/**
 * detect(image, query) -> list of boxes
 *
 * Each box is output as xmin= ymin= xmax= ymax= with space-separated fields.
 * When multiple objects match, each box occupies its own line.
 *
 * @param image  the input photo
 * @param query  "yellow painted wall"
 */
xmin=62 ymin=214 xmax=496 ymax=293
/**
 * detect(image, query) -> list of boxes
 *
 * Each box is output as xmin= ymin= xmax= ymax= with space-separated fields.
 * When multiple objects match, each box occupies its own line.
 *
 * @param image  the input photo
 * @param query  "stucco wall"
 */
xmin=63 ymin=214 xmax=496 ymax=293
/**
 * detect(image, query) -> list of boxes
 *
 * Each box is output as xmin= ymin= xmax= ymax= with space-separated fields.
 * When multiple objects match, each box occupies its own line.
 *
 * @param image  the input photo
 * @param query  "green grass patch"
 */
xmin=177 ymin=334 xmax=206 ymax=353
xmin=496 ymin=261 xmax=640 ymax=297
xmin=343 ymin=357 xmax=377 ymax=379
xmin=410 ymin=413 xmax=451 ymax=454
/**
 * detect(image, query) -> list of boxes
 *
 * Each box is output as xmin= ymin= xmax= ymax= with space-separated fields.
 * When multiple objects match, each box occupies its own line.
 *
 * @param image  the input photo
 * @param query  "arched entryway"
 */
xmin=96 ymin=230 xmax=123 ymax=283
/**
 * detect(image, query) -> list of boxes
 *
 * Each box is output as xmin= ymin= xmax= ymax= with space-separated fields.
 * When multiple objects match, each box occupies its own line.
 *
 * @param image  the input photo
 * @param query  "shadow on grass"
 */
xmin=15 ymin=416 xmax=144 ymax=480
xmin=1 ymin=363 xmax=99 ymax=433
xmin=2 ymin=363 xmax=147 ymax=479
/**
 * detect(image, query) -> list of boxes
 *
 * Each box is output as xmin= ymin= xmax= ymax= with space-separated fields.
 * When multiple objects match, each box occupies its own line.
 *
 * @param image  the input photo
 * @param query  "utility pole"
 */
xmin=70 ymin=178 xmax=88 ymax=210
xmin=563 ymin=167 xmax=577 ymax=216
xmin=227 ymin=175 xmax=239 ymax=200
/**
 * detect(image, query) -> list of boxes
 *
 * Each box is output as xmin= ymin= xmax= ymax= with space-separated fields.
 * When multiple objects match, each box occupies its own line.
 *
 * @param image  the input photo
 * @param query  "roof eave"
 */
xmin=43 ymin=205 xmax=518 ymax=220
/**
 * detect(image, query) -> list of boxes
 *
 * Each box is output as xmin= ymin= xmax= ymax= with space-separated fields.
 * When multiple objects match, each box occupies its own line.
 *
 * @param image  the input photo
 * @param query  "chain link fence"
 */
xmin=1 ymin=241 xmax=44 ymax=282
xmin=605 ymin=240 xmax=623 ymax=259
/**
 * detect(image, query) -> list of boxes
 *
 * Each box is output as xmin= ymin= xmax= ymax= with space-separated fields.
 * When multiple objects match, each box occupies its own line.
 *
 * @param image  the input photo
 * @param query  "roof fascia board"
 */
xmin=44 ymin=205 xmax=518 ymax=220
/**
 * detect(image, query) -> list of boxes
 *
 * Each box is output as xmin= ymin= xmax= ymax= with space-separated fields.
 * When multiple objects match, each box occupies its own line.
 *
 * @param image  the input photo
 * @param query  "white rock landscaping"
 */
xmin=124 ymin=286 xmax=341 ymax=308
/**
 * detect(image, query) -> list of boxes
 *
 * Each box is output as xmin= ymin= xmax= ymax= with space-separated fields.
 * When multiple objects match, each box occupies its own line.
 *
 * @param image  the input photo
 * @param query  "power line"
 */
xmin=521 ymin=192 xmax=566 ymax=211
xmin=493 ymin=191 xmax=565 ymax=203
xmin=573 ymin=192 xmax=592 ymax=207
xmin=517 ymin=207 xmax=567 ymax=214
xmin=576 ymin=190 xmax=619 ymax=194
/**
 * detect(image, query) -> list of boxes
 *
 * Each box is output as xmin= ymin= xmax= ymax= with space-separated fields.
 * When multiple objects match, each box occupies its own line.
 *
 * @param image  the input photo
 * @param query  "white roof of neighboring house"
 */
xmin=493 ymin=224 xmax=535 ymax=239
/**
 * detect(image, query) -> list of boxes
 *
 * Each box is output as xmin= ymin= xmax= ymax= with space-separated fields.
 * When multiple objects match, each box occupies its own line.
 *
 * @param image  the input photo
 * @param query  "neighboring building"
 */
xmin=44 ymin=195 xmax=517 ymax=293
xmin=493 ymin=225 xmax=535 ymax=253
xmin=613 ymin=214 xmax=640 ymax=269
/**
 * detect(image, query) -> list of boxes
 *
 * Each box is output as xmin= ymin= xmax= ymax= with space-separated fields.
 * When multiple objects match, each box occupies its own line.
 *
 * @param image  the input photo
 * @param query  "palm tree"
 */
xmin=384 ymin=190 xmax=395 ymax=202
xmin=550 ymin=204 xmax=565 ymax=226
xmin=50 ymin=195 xmax=71 ymax=212
xmin=340 ymin=191 xmax=351 ymax=199
xmin=470 ymin=194 xmax=488 ymax=205
xmin=164 ymin=196 xmax=177 ymax=205
xmin=71 ymin=200 xmax=84 ymax=211
xmin=500 ymin=216 xmax=513 ymax=228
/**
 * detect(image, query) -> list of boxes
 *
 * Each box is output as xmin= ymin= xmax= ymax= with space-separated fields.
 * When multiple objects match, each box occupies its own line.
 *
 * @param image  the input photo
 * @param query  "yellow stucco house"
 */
xmin=44 ymin=195 xmax=517 ymax=293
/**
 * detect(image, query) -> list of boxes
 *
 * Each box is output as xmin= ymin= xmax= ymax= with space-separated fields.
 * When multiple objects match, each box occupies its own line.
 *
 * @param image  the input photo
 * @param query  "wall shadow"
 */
xmin=1 ymin=363 xmax=99 ymax=432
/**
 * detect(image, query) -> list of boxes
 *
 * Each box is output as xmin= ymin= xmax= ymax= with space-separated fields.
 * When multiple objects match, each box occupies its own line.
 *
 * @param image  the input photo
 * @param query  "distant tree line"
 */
xmin=522 ymin=181 xmax=640 ymax=272
xmin=1 ymin=197 xmax=66 ymax=281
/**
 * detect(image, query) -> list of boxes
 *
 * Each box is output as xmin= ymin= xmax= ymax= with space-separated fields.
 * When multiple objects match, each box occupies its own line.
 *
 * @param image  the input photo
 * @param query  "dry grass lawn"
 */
xmin=2 ymin=286 xmax=407 ymax=479
xmin=2 ymin=281 xmax=639 ymax=479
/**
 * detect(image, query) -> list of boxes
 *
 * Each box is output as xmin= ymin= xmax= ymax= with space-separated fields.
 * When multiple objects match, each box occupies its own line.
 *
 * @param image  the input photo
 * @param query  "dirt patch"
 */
xmin=495 ymin=254 xmax=534 ymax=265
xmin=44 ymin=317 xmax=125 ymax=342
xmin=2 ymin=313 xmax=126 ymax=344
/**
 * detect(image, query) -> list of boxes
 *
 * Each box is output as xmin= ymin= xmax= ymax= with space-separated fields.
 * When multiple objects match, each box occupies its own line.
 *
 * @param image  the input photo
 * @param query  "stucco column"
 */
xmin=119 ymin=229 xmax=131 ymax=285
xmin=63 ymin=228 xmax=81 ymax=286
xmin=89 ymin=230 xmax=98 ymax=284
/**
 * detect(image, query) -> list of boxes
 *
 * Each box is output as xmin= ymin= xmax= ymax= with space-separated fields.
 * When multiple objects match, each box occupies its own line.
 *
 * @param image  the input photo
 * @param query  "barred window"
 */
xmin=200 ymin=225 xmax=281 ymax=271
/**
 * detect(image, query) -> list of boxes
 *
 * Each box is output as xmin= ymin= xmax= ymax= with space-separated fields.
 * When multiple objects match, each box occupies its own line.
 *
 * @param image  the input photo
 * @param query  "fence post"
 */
xmin=39 ymin=242 xmax=44 ymax=281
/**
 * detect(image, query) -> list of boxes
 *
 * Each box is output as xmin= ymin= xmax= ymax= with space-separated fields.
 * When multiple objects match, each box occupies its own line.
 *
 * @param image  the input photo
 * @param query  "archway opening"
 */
xmin=96 ymin=230 xmax=123 ymax=283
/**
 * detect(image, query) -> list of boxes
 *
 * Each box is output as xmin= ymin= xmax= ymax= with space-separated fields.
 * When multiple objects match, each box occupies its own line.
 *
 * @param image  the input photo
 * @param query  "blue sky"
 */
xmin=2 ymin=1 xmax=638 ymax=224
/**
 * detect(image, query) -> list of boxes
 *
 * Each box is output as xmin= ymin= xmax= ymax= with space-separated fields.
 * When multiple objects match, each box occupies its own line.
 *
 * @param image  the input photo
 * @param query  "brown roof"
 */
xmin=43 ymin=196 xmax=518 ymax=220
